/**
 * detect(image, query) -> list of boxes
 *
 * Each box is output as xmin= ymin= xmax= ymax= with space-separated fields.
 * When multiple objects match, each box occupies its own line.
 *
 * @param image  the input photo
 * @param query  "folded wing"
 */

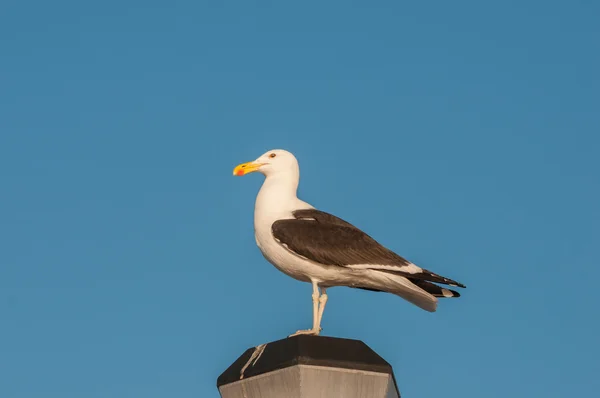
xmin=271 ymin=209 xmax=466 ymax=289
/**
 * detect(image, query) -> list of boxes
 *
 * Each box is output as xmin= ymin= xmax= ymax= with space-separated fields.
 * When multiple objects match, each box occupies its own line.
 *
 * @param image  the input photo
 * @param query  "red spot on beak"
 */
xmin=236 ymin=169 xmax=245 ymax=176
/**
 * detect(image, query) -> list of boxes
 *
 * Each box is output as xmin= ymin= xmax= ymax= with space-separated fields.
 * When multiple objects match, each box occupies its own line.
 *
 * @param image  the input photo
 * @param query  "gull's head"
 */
xmin=233 ymin=149 xmax=299 ymax=178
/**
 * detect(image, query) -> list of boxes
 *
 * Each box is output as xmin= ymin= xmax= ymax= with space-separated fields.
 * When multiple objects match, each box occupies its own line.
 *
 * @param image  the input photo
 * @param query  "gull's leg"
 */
xmin=316 ymin=287 xmax=328 ymax=331
xmin=289 ymin=281 xmax=321 ymax=337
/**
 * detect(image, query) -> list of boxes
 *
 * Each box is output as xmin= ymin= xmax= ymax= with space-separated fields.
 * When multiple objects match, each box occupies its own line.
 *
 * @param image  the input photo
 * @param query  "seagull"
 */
xmin=233 ymin=149 xmax=466 ymax=337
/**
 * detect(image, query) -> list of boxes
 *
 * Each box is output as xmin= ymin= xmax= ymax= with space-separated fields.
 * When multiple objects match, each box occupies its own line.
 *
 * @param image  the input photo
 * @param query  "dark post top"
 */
xmin=217 ymin=335 xmax=397 ymax=388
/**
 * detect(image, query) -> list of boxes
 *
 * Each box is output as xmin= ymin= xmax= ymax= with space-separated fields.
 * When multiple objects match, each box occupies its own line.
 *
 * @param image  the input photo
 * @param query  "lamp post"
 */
xmin=217 ymin=335 xmax=400 ymax=398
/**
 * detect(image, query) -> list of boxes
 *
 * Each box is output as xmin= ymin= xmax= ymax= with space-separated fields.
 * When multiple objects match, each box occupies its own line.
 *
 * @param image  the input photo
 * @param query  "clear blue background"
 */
xmin=1 ymin=1 xmax=598 ymax=397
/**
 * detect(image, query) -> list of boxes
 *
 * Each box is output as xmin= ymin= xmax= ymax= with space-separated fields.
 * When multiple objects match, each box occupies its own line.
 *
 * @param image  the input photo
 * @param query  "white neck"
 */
xmin=255 ymin=172 xmax=300 ymax=218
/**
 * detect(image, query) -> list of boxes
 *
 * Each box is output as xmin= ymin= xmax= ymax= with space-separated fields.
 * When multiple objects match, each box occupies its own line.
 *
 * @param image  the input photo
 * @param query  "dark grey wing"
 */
xmin=272 ymin=209 xmax=466 ymax=288
xmin=272 ymin=216 xmax=410 ymax=267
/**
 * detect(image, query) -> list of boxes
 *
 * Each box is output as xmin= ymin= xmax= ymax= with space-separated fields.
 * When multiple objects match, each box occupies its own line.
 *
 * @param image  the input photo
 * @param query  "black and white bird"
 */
xmin=233 ymin=149 xmax=466 ymax=337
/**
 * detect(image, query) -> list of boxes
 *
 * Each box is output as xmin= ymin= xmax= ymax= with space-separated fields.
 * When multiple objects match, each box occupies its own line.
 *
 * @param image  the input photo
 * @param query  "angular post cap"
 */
xmin=217 ymin=335 xmax=400 ymax=398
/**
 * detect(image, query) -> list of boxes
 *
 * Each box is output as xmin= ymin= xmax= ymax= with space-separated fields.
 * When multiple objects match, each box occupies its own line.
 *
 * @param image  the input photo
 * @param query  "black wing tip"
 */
xmin=426 ymin=270 xmax=467 ymax=289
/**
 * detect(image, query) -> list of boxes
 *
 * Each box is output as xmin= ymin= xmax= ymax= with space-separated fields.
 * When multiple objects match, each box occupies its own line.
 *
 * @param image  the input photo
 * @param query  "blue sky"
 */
xmin=1 ymin=1 xmax=598 ymax=397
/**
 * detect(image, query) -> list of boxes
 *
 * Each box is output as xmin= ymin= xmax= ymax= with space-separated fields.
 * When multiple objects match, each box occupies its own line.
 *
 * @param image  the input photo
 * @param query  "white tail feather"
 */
xmin=367 ymin=270 xmax=438 ymax=312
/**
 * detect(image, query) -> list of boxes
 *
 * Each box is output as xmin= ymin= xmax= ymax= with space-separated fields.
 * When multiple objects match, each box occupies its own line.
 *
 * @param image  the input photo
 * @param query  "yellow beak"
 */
xmin=233 ymin=161 xmax=263 ymax=176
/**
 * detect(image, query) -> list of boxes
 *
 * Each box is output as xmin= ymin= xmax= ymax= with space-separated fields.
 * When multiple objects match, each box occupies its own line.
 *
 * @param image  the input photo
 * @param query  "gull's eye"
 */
xmin=269 ymin=153 xmax=277 ymax=158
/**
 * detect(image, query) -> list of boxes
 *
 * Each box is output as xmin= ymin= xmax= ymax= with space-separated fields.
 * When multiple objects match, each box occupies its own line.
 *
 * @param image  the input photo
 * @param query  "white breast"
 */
xmin=253 ymin=201 xmax=315 ymax=283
